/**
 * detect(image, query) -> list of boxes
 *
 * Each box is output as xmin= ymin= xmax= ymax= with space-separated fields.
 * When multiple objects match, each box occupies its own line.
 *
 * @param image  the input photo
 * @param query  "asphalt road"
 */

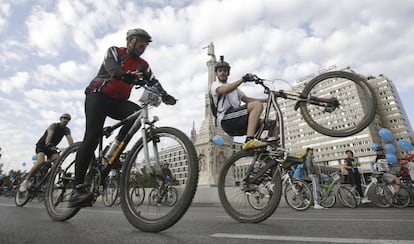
xmin=1 ymin=197 xmax=413 ymax=244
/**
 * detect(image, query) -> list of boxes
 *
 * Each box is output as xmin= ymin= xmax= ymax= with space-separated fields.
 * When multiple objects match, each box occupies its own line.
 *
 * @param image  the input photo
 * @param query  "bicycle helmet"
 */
xmin=60 ymin=113 xmax=71 ymax=120
xmin=376 ymin=146 xmax=383 ymax=151
xmin=126 ymin=28 xmax=152 ymax=42
xmin=215 ymin=55 xmax=231 ymax=72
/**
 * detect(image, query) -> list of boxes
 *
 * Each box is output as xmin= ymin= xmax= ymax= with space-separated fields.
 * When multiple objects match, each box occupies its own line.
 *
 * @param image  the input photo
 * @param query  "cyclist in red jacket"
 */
xmin=69 ymin=28 xmax=176 ymax=208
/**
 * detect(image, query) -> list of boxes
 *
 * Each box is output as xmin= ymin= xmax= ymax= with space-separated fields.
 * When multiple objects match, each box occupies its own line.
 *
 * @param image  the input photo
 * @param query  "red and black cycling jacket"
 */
xmin=85 ymin=46 xmax=155 ymax=100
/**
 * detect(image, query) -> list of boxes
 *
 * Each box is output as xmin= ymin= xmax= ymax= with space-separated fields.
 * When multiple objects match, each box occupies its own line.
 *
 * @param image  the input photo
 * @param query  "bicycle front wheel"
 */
xmin=372 ymin=184 xmax=391 ymax=208
xmin=218 ymin=150 xmax=282 ymax=223
xmin=320 ymin=189 xmax=336 ymax=208
xmin=300 ymin=71 xmax=377 ymax=137
xmin=337 ymin=186 xmax=358 ymax=208
xmin=44 ymin=142 xmax=81 ymax=221
xmin=284 ymin=179 xmax=313 ymax=211
xmin=15 ymin=186 xmax=32 ymax=207
xmin=120 ymin=127 xmax=198 ymax=232
xmin=103 ymin=180 xmax=118 ymax=207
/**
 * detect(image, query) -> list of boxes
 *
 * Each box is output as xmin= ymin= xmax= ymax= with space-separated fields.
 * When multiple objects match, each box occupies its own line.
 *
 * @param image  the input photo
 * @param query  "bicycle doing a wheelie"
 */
xmin=44 ymin=85 xmax=199 ymax=232
xmin=218 ymin=70 xmax=377 ymax=223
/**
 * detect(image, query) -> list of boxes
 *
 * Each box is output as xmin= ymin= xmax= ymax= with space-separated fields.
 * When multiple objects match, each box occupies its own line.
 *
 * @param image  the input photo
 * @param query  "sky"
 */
xmin=0 ymin=0 xmax=413 ymax=173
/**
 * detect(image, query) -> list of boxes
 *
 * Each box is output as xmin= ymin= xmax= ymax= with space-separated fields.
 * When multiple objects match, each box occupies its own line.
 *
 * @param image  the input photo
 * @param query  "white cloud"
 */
xmin=1 ymin=0 xmax=414 ymax=172
xmin=0 ymin=72 xmax=29 ymax=94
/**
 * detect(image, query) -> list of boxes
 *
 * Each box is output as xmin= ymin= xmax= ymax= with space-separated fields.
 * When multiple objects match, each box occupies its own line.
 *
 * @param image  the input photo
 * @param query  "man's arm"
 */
xmin=216 ymin=79 xmax=243 ymax=95
xmin=66 ymin=134 xmax=74 ymax=146
xmin=45 ymin=129 xmax=54 ymax=146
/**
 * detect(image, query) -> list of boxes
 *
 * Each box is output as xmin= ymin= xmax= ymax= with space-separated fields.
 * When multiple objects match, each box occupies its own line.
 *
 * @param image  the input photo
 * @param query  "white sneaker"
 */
xmin=313 ymin=204 xmax=324 ymax=209
xmin=19 ymin=180 xmax=28 ymax=192
xmin=361 ymin=197 xmax=371 ymax=204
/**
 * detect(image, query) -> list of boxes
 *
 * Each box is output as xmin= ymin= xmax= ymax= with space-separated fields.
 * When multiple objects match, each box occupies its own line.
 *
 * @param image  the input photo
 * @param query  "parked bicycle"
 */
xmin=281 ymin=159 xmax=313 ymax=211
xmin=349 ymin=172 xmax=390 ymax=208
xmin=218 ymin=71 xmax=377 ymax=223
xmin=315 ymin=171 xmax=358 ymax=208
xmin=44 ymin=85 xmax=199 ymax=232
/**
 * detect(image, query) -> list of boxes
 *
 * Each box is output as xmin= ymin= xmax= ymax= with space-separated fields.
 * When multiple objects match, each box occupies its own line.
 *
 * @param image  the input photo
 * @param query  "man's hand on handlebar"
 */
xmin=162 ymin=94 xmax=177 ymax=105
xmin=242 ymin=73 xmax=257 ymax=83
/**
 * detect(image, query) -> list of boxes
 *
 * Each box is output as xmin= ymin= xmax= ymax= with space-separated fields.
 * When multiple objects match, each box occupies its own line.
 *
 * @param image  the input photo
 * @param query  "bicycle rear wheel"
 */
xmin=337 ymin=186 xmax=358 ymax=208
xmin=120 ymin=127 xmax=198 ymax=232
xmin=44 ymin=142 xmax=81 ymax=221
xmin=218 ymin=150 xmax=282 ymax=223
xmin=300 ymin=71 xmax=377 ymax=137
xmin=384 ymin=186 xmax=411 ymax=208
xmin=284 ymin=179 xmax=313 ymax=211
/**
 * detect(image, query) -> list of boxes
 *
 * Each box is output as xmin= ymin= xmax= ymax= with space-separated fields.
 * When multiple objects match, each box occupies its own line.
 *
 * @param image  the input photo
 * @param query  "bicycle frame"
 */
xmin=254 ymin=81 xmax=339 ymax=148
xmin=96 ymin=87 xmax=163 ymax=178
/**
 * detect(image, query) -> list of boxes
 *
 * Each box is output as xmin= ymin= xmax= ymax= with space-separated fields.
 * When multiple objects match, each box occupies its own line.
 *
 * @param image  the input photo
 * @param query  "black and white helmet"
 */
xmin=126 ymin=28 xmax=152 ymax=42
xmin=60 ymin=113 xmax=71 ymax=120
xmin=215 ymin=55 xmax=231 ymax=72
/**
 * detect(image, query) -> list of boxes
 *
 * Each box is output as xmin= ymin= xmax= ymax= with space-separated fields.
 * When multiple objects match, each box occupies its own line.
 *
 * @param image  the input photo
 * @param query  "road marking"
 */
xmin=215 ymin=215 xmax=414 ymax=222
xmin=212 ymin=233 xmax=414 ymax=243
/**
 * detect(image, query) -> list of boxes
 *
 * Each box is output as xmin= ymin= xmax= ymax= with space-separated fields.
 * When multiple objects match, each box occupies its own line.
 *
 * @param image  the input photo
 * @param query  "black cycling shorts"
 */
xmin=35 ymin=144 xmax=57 ymax=158
xmin=221 ymin=105 xmax=248 ymax=136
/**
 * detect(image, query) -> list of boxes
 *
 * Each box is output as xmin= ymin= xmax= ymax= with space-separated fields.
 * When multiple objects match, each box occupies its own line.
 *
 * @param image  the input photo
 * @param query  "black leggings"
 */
xmin=74 ymin=92 xmax=141 ymax=185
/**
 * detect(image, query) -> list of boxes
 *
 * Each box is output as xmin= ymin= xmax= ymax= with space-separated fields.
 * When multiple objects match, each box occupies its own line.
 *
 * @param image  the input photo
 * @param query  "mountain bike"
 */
xmin=316 ymin=171 xmax=357 ymax=208
xmin=15 ymin=150 xmax=60 ymax=207
xmin=148 ymin=177 xmax=178 ymax=206
xmin=44 ymin=85 xmax=199 ymax=232
xmin=218 ymin=71 xmax=376 ymax=223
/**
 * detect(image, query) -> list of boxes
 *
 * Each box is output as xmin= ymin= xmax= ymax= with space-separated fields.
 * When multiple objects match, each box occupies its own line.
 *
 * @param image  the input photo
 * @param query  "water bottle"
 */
xmin=104 ymin=140 xmax=120 ymax=161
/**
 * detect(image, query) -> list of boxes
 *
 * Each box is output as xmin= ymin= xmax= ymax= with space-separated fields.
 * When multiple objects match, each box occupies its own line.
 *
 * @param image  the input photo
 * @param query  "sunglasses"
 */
xmin=61 ymin=117 xmax=71 ymax=120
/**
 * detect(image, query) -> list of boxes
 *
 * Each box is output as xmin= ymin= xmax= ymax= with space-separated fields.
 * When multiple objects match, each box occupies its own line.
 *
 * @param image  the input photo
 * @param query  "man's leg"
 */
xmin=69 ymin=93 xmax=107 ymax=207
xmin=20 ymin=152 xmax=47 ymax=192
xmin=246 ymin=101 xmax=263 ymax=137
xmin=310 ymin=174 xmax=324 ymax=209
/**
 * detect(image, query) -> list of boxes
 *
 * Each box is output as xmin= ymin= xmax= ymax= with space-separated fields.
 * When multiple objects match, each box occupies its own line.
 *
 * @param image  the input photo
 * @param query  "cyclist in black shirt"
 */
xmin=19 ymin=113 xmax=73 ymax=192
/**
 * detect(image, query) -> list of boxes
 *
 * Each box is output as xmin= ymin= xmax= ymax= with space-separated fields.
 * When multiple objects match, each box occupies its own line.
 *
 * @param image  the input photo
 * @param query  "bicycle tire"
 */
xmin=384 ymin=186 xmax=411 ymax=208
xmin=337 ymin=186 xmax=357 ymax=208
xmin=165 ymin=187 xmax=178 ymax=206
xmin=218 ymin=150 xmax=282 ymax=223
xmin=44 ymin=142 xmax=81 ymax=221
xmin=129 ymin=183 xmax=145 ymax=207
xmin=120 ymin=127 xmax=198 ymax=232
xmin=103 ymin=180 xmax=118 ymax=207
xmin=300 ymin=71 xmax=377 ymax=137
xmin=148 ymin=189 xmax=158 ymax=206
xmin=371 ymin=183 xmax=391 ymax=208
xmin=320 ymin=189 xmax=336 ymax=208
xmin=15 ymin=186 xmax=32 ymax=207
xmin=284 ymin=179 xmax=313 ymax=211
